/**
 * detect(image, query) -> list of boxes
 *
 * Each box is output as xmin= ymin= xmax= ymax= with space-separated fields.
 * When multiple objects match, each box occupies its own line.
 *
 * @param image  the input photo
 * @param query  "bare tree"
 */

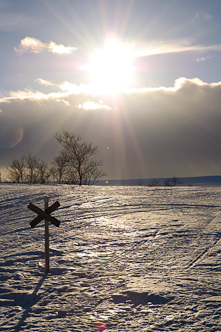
xmin=148 ymin=179 xmax=159 ymax=187
xmin=55 ymin=131 xmax=106 ymax=185
xmin=84 ymin=162 xmax=106 ymax=185
xmin=25 ymin=154 xmax=38 ymax=183
xmin=49 ymin=166 xmax=57 ymax=182
xmin=171 ymin=176 xmax=181 ymax=186
xmin=164 ymin=176 xmax=181 ymax=187
xmin=7 ymin=157 xmax=26 ymax=183
xmin=52 ymin=152 xmax=68 ymax=183
xmin=64 ymin=167 xmax=78 ymax=184
xmin=37 ymin=160 xmax=50 ymax=183
xmin=164 ymin=179 xmax=171 ymax=186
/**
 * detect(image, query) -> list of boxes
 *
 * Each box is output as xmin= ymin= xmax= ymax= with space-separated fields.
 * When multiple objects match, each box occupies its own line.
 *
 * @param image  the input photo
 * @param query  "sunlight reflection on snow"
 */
xmin=1 ymin=185 xmax=221 ymax=331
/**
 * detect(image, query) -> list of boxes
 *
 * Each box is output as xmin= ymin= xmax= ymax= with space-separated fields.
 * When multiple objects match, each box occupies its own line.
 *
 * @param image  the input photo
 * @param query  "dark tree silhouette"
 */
xmin=55 ymin=131 xmax=106 ymax=185
xmin=7 ymin=157 xmax=26 ymax=183
xmin=148 ymin=179 xmax=159 ymax=187
xmin=164 ymin=176 xmax=181 ymax=187
xmin=37 ymin=160 xmax=50 ymax=183
xmin=51 ymin=151 xmax=68 ymax=183
xmin=25 ymin=154 xmax=38 ymax=183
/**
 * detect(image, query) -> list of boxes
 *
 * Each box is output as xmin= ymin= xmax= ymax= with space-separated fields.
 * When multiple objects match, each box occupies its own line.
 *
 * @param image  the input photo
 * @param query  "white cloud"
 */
xmin=78 ymin=100 xmax=111 ymax=110
xmin=193 ymin=11 xmax=212 ymax=22
xmin=59 ymin=81 xmax=91 ymax=94
xmin=0 ymin=82 xmax=87 ymax=104
xmin=36 ymin=78 xmax=54 ymax=86
xmin=1 ymin=77 xmax=221 ymax=105
xmin=15 ymin=36 xmax=77 ymax=55
xmin=48 ymin=41 xmax=75 ymax=54
xmin=15 ymin=37 xmax=45 ymax=54
xmin=3 ymin=88 xmax=71 ymax=105
xmin=196 ymin=55 xmax=211 ymax=62
xmin=9 ymin=89 xmax=54 ymax=100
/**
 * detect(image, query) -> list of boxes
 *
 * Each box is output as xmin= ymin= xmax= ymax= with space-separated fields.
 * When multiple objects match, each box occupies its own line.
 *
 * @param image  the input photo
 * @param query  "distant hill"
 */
xmin=97 ymin=176 xmax=221 ymax=186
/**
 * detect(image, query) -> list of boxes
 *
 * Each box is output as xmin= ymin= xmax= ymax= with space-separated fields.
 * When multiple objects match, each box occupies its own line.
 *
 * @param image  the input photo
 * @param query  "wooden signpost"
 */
xmin=28 ymin=196 xmax=60 ymax=273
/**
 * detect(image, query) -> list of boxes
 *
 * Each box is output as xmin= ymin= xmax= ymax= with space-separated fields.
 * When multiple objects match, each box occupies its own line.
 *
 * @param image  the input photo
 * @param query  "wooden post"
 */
xmin=28 ymin=198 xmax=60 ymax=273
xmin=44 ymin=196 xmax=50 ymax=273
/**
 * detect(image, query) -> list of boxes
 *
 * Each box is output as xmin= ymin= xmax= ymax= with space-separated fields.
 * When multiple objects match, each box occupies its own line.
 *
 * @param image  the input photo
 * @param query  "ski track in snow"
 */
xmin=0 ymin=184 xmax=221 ymax=331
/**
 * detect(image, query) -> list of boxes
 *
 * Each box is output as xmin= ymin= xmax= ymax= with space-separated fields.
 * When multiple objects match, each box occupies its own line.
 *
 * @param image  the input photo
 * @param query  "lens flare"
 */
xmin=95 ymin=320 xmax=107 ymax=332
xmin=0 ymin=114 xmax=23 ymax=148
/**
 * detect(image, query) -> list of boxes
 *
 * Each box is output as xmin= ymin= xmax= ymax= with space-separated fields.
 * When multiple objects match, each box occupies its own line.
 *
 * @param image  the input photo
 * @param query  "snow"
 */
xmin=0 ymin=184 xmax=220 ymax=331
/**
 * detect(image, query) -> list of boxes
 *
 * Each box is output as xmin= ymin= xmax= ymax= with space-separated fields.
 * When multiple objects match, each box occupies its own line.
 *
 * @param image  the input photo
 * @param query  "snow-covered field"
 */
xmin=0 ymin=184 xmax=220 ymax=331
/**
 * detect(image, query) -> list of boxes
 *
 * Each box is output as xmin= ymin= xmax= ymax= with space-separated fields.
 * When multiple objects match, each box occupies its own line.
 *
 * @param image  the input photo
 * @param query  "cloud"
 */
xmin=36 ymin=78 xmax=54 ymax=86
xmin=0 ymin=81 xmax=91 ymax=104
xmin=78 ymin=100 xmax=111 ymax=110
xmin=48 ymin=41 xmax=75 ymax=54
xmin=196 ymin=55 xmax=211 ymax=62
xmin=15 ymin=36 xmax=77 ymax=55
xmin=0 ymin=82 xmax=112 ymax=110
xmin=6 ymin=89 xmax=72 ymax=106
xmin=0 ymin=77 xmax=220 ymax=179
xmin=1 ymin=77 xmax=221 ymax=105
xmin=59 ymin=81 xmax=90 ymax=94
xmin=193 ymin=11 xmax=212 ymax=22
xmin=15 ymin=37 xmax=45 ymax=54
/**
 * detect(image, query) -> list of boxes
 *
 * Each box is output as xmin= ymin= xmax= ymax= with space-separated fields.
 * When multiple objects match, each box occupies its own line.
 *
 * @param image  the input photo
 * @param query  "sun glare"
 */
xmin=86 ymin=39 xmax=135 ymax=93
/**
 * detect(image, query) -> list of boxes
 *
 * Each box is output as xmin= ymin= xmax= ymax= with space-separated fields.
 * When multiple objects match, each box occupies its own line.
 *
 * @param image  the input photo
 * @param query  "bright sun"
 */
xmin=86 ymin=39 xmax=135 ymax=93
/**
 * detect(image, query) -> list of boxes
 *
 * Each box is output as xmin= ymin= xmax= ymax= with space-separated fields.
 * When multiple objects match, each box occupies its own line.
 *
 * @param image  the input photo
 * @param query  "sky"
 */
xmin=0 ymin=0 xmax=221 ymax=180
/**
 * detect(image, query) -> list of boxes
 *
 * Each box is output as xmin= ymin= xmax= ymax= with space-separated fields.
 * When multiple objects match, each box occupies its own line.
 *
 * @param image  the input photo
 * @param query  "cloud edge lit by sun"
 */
xmin=14 ymin=36 xmax=77 ymax=55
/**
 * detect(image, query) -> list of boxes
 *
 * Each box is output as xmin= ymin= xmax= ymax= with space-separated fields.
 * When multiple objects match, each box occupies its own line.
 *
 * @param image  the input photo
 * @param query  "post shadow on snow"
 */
xmin=2 ymin=250 xmax=44 ymax=263
xmin=13 ymin=265 xmax=74 ymax=331
xmin=14 ymin=274 xmax=47 ymax=332
xmin=1 ymin=249 xmax=65 ymax=271
xmin=0 ymin=252 xmax=45 ymax=279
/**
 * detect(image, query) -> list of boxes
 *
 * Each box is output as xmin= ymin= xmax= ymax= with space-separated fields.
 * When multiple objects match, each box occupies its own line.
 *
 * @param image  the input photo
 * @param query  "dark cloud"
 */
xmin=0 ymin=77 xmax=221 ymax=179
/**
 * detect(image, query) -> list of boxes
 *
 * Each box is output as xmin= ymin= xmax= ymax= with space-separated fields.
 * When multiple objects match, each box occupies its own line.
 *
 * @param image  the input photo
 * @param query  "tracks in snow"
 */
xmin=185 ymin=212 xmax=221 ymax=269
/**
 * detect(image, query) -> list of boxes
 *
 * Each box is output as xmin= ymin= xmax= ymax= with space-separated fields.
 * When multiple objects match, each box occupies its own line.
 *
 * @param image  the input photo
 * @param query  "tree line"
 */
xmin=3 ymin=131 xmax=106 ymax=185
xmin=136 ymin=176 xmax=181 ymax=187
